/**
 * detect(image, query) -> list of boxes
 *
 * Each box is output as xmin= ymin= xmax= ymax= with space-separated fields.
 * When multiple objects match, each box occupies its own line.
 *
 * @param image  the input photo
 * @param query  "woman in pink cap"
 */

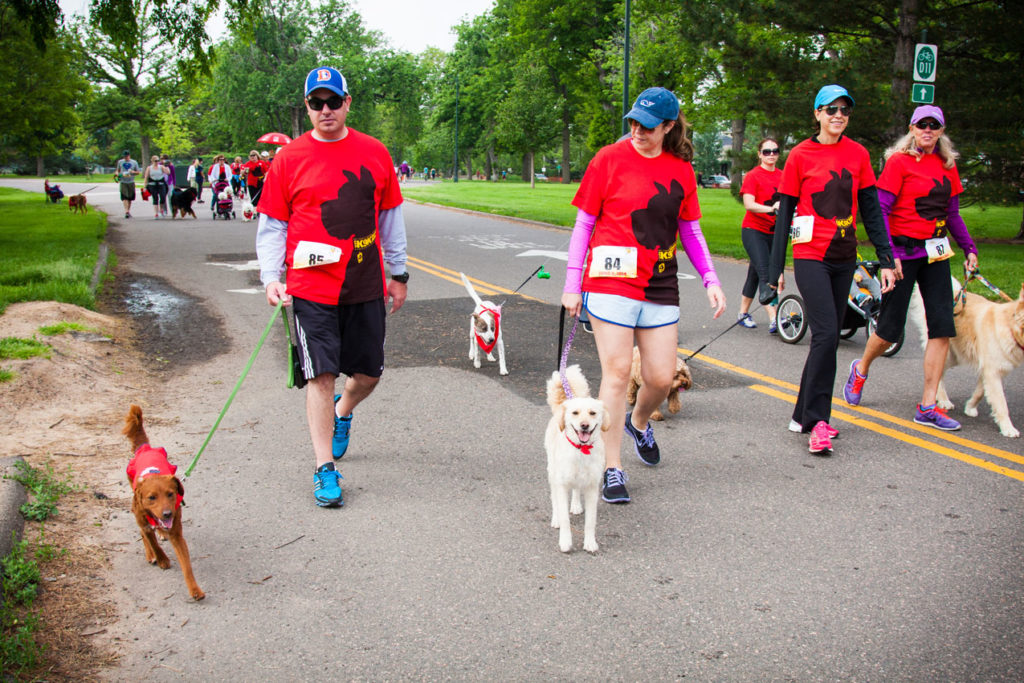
xmin=842 ymin=105 xmax=978 ymax=431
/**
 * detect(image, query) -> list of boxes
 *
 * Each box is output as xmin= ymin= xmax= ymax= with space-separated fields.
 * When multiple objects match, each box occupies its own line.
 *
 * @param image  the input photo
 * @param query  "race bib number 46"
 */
xmin=589 ymin=246 xmax=638 ymax=278
xmin=293 ymin=241 xmax=343 ymax=269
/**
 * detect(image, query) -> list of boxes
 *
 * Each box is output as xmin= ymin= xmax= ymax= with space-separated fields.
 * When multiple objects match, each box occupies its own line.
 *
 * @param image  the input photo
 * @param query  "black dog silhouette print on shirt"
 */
xmin=915 ymin=177 xmax=952 ymax=235
xmin=811 ymin=169 xmax=857 ymax=260
xmin=320 ymin=166 xmax=382 ymax=301
xmin=630 ymin=179 xmax=685 ymax=301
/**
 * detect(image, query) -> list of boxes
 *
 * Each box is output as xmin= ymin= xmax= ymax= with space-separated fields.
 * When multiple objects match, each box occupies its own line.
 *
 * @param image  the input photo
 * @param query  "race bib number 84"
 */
xmin=589 ymin=246 xmax=638 ymax=278
xmin=293 ymin=241 xmax=343 ymax=269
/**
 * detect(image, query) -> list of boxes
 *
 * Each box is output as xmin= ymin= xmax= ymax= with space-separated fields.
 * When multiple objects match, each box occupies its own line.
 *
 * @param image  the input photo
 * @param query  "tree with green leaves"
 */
xmin=494 ymin=59 xmax=560 ymax=188
xmin=0 ymin=4 xmax=88 ymax=172
xmin=75 ymin=0 xmax=184 ymax=163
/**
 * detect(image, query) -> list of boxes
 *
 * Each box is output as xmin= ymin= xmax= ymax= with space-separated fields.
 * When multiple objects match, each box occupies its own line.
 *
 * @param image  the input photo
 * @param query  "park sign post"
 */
xmin=912 ymin=43 xmax=938 ymax=104
xmin=914 ymin=43 xmax=937 ymax=82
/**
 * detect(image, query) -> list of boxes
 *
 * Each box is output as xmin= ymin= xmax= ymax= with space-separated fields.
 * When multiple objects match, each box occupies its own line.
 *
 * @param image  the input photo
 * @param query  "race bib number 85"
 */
xmin=293 ymin=241 xmax=343 ymax=269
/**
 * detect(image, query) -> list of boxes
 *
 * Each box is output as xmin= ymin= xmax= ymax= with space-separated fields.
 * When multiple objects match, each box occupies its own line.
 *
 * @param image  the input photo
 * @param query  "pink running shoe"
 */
xmin=808 ymin=421 xmax=834 ymax=454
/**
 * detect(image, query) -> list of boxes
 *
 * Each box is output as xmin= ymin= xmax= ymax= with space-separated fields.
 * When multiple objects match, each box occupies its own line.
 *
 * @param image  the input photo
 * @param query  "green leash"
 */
xmin=184 ymin=301 xmax=284 ymax=477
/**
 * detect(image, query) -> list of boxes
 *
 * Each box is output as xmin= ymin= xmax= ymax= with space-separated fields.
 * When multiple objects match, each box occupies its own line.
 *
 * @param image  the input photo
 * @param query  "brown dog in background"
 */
xmin=123 ymin=405 xmax=205 ymax=600
xmin=68 ymin=194 xmax=88 ymax=214
xmin=626 ymin=346 xmax=692 ymax=421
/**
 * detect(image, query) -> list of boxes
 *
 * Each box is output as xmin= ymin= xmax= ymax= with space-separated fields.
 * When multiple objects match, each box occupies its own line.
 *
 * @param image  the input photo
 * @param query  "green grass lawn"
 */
xmin=0 ymin=187 xmax=108 ymax=315
xmin=403 ymin=180 xmax=1022 ymax=299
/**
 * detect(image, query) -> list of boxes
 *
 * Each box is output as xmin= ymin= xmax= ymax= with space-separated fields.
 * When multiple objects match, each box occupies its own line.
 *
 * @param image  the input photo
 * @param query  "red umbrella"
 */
xmin=257 ymin=132 xmax=292 ymax=145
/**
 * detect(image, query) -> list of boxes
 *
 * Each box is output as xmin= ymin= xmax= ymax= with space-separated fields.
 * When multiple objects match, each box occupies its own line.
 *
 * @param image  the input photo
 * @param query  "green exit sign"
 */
xmin=912 ymin=83 xmax=935 ymax=104
xmin=914 ymin=43 xmax=938 ymax=83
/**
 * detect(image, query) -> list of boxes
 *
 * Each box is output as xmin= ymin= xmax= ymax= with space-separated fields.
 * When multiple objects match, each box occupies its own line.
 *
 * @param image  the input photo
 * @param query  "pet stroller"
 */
xmin=210 ymin=179 xmax=235 ymax=220
xmin=775 ymin=259 xmax=903 ymax=357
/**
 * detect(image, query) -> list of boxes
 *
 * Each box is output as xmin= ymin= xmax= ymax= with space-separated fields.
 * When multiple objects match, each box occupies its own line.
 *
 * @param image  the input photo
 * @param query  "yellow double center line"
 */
xmin=407 ymin=255 xmax=545 ymax=303
xmin=682 ymin=347 xmax=1024 ymax=482
xmin=410 ymin=259 xmax=1022 ymax=482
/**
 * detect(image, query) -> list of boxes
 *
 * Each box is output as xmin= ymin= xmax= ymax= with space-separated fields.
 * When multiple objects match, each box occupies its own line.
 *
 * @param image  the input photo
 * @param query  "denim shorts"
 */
xmin=583 ymin=292 xmax=679 ymax=328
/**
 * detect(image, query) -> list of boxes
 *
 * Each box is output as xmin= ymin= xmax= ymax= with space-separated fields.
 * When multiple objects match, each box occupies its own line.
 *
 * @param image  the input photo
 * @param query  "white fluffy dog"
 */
xmin=545 ymin=364 xmax=608 ymax=553
xmin=459 ymin=272 xmax=508 ymax=375
xmin=240 ymin=197 xmax=255 ymax=222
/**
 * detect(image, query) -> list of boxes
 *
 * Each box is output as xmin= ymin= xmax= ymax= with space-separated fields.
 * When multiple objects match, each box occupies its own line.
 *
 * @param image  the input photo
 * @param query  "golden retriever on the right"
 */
xmin=911 ymin=280 xmax=1024 ymax=437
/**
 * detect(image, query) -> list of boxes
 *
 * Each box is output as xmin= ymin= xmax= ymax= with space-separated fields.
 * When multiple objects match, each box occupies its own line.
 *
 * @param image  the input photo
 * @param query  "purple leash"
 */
xmin=558 ymin=308 xmax=580 ymax=399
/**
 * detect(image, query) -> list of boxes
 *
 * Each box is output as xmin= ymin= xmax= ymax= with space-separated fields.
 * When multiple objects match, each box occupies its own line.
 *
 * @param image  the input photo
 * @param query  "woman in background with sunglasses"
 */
xmin=767 ymin=84 xmax=896 ymax=455
xmin=843 ymin=105 xmax=978 ymax=431
xmin=736 ymin=137 xmax=783 ymax=333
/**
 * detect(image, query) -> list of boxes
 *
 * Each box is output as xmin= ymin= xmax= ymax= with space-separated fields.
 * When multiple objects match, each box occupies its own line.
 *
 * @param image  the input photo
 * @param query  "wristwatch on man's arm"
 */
xmin=390 ymin=271 xmax=409 ymax=284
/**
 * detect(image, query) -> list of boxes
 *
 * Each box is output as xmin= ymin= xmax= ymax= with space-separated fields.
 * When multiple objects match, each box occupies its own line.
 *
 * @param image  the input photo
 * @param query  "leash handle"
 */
xmin=185 ymin=301 xmax=283 ymax=477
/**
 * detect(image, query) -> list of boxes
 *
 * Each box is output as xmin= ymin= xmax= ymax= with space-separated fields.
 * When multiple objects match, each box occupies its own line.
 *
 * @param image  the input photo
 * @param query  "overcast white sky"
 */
xmin=58 ymin=0 xmax=495 ymax=53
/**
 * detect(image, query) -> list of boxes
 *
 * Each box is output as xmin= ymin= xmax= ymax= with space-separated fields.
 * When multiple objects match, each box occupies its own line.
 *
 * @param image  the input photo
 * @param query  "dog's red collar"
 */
xmin=565 ymin=433 xmax=593 ymax=455
xmin=473 ymin=306 xmax=501 ymax=354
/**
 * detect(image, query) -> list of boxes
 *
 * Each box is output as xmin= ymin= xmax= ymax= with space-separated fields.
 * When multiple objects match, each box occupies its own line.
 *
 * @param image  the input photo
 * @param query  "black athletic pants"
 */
xmin=791 ymin=258 xmax=856 ymax=431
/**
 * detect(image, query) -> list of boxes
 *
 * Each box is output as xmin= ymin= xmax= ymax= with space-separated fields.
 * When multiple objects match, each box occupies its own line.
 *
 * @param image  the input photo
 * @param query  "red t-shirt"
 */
xmin=740 ymin=165 xmax=781 ymax=233
xmin=877 ymin=152 xmax=963 ymax=240
xmin=780 ymin=136 xmax=876 ymax=262
xmin=258 ymin=128 xmax=403 ymax=305
xmin=243 ymin=160 xmax=268 ymax=187
xmin=572 ymin=138 xmax=701 ymax=306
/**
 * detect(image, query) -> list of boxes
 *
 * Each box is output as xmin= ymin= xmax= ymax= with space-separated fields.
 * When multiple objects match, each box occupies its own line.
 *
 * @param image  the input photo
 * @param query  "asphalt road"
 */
xmin=5 ymin=179 xmax=1024 ymax=680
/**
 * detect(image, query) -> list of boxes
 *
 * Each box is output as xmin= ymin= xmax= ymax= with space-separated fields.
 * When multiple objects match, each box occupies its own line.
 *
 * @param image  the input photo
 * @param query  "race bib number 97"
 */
xmin=293 ymin=241 xmax=343 ymax=269
xmin=589 ymin=246 xmax=638 ymax=278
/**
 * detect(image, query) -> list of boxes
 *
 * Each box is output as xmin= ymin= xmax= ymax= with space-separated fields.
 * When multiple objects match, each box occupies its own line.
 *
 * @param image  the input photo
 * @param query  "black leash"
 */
xmin=683 ymin=303 xmax=764 ymax=362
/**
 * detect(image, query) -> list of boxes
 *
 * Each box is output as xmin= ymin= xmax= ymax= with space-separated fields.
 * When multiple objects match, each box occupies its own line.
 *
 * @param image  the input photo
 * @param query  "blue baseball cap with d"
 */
xmin=624 ymin=87 xmax=680 ymax=129
xmin=305 ymin=66 xmax=348 ymax=98
xmin=814 ymin=84 xmax=854 ymax=109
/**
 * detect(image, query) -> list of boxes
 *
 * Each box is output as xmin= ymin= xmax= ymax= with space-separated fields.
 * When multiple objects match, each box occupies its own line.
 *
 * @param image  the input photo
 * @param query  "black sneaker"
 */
xmin=601 ymin=467 xmax=630 ymax=504
xmin=625 ymin=411 xmax=660 ymax=465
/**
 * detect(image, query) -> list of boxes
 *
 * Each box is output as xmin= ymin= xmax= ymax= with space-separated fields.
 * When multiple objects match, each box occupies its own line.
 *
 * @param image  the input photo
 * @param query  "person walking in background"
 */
xmin=187 ymin=158 xmax=205 ymax=203
xmin=160 ymin=154 xmax=176 ymax=215
xmin=737 ymin=138 xmax=783 ymax=332
xmin=116 ymin=149 xmax=140 ymax=219
xmin=256 ymin=66 xmax=409 ymax=508
xmin=231 ymin=156 xmax=244 ymax=197
xmin=242 ymin=150 xmax=266 ymax=204
xmin=142 ymin=155 xmax=169 ymax=219
xmin=767 ymin=84 xmax=895 ymax=455
xmin=561 ymin=86 xmax=726 ymax=505
xmin=843 ymin=105 xmax=978 ymax=431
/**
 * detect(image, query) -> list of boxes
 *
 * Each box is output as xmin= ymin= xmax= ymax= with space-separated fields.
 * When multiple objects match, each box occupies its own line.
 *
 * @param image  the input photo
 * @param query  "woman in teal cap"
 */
xmin=766 ymin=84 xmax=896 ymax=455
xmin=561 ymin=87 xmax=726 ymax=503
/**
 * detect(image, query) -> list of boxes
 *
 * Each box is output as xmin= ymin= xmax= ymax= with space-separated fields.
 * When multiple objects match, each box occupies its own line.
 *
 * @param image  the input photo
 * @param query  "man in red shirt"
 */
xmin=257 ymin=66 xmax=409 ymax=507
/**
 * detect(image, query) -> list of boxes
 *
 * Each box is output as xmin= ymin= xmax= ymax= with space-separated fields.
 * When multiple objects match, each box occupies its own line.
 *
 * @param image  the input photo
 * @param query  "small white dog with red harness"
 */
xmin=459 ymin=272 xmax=508 ymax=375
xmin=240 ymin=196 xmax=255 ymax=222
xmin=545 ymin=364 xmax=608 ymax=553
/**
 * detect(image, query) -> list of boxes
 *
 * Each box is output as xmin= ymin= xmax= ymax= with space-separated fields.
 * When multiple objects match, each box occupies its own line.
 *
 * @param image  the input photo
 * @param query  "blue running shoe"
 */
xmin=333 ymin=394 xmax=352 ymax=460
xmin=313 ymin=462 xmax=344 ymax=507
xmin=625 ymin=411 xmax=660 ymax=466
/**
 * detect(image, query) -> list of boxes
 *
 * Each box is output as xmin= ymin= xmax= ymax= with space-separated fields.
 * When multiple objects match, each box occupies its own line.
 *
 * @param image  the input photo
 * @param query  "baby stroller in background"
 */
xmin=44 ymin=179 xmax=64 ymax=203
xmin=210 ymin=179 xmax=235 ymax=220
xmin=775 ymin=259 xmax=903 ymax=357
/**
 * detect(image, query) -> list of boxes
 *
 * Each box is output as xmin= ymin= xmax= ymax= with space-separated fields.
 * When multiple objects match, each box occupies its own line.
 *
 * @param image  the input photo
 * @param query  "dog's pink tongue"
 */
xmin=579 ymin=430 xmax=592 ymax=444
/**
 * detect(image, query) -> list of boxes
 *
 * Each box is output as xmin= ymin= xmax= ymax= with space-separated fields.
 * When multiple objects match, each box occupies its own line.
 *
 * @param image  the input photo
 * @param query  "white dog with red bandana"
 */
xmin=545 ymin=364 xmax=608 ymax=553
xmin=460 ymin=272 xmax=508 ymax=375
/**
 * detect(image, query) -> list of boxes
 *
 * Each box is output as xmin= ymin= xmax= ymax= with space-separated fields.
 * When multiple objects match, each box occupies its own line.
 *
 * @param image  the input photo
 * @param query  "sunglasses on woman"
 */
xmin=306 ymin=94 xmax=347 ymax=111
xmin=819 ymin=105 xmax=852 ymax=116
xmin=914 ymin=121 xmax=942 ymax=130
xmin=760 ymin=148 xmax=780 ymax=155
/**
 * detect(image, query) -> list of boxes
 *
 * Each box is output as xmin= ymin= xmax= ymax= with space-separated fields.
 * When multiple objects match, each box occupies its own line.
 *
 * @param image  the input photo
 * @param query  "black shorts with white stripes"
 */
xmin=292 ymin=296 xmax=386 ymax=380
